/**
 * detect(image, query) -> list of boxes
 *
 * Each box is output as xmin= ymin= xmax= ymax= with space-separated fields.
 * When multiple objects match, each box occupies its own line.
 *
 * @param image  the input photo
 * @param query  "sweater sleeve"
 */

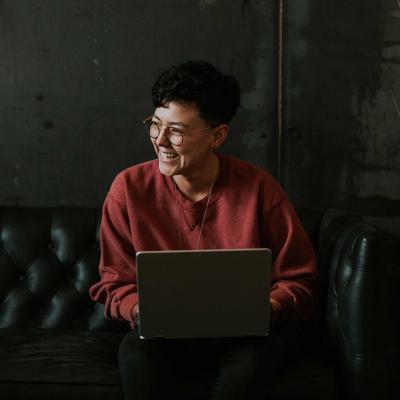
xmin=89 ymin=193 xmax=138 ymax=327
xmin=265 ymin=196 xmax=317 ymax=321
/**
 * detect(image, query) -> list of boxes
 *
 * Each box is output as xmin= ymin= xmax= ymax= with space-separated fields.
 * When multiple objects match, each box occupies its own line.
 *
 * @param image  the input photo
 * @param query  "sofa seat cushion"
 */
xmin=0 ymin=328 xmax=337 ymax=399
xmin=0 ymin=329 xmax=123 ymax=385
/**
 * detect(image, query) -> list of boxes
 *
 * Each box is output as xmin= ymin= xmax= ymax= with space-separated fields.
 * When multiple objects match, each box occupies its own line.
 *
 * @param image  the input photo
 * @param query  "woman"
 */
xmin=90 ymin=60 xmax=317 ymax=399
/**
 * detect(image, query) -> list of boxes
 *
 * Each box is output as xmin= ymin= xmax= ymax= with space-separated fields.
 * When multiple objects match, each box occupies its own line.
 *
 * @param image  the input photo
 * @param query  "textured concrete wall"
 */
xmin=284 ymin=0 xmax=400 ymax=236
xmin=4 ymin=1 xmax=397 ymax=235
xmin=0 ymin=0 xmax=277 ymax=206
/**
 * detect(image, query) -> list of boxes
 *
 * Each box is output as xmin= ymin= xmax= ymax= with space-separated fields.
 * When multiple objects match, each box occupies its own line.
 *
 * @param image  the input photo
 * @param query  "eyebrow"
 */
xmin=152 ymin=115 xmax=189 ymax=128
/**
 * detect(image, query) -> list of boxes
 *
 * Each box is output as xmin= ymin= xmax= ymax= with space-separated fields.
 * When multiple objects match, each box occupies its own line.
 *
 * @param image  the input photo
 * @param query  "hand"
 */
xmin=270 ymin=298 xmax=282 ymax=322
xmin=133 ymin=304 xmax=140 ymax=325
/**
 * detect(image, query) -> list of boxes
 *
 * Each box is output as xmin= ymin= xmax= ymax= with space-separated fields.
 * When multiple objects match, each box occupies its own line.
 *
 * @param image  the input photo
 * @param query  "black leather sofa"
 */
xmin=0 ymin=206 xmax=398 ymax=399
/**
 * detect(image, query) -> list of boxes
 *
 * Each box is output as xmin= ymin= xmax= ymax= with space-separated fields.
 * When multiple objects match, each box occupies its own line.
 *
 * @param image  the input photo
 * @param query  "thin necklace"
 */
xmin=173 ymin=179 xmax=214 ymax=250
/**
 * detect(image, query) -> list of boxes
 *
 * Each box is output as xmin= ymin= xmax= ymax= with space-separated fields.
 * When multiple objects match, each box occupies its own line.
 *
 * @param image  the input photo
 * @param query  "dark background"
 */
xmin=1 ymin=0 xmax=399 ymax=237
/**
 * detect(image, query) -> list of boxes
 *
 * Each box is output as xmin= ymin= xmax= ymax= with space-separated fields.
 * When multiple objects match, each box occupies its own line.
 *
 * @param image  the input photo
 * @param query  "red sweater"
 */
xmin=89 ymin=154 xmax=317 ymax=328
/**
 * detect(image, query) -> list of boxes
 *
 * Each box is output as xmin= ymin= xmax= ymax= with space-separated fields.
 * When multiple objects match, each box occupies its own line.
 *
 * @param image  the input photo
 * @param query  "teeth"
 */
xmin=161 ymin=152 xmax=178 ymax=160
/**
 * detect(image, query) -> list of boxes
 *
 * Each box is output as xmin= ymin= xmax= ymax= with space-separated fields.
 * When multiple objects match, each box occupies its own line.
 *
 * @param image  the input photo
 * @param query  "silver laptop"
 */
xmin=136 ymin=248 xmax=271 ymax=339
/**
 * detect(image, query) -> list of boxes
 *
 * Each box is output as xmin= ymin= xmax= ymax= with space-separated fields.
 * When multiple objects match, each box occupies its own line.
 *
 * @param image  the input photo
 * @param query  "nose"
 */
xmin=155 ymin=126 xmax=171 ymax=146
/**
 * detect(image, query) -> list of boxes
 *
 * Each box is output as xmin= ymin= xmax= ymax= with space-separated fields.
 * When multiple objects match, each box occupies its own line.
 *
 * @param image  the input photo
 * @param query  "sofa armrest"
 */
xmin=318 ymin=209 xmax=399 ymax=399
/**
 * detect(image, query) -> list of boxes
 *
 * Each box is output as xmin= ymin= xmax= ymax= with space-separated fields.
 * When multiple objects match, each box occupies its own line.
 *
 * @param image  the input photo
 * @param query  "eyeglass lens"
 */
xmin=144 ymin=120 xmax=183 ymax=145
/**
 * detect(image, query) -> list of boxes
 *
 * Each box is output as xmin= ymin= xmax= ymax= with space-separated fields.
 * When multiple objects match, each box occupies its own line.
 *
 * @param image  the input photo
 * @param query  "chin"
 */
xmin=158 ymin=160 xmax=177 ymax=176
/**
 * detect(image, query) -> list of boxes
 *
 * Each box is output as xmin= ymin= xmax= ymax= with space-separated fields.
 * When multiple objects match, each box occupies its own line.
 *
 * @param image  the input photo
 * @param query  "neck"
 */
xmin=173 ymin=153 xmax=219 ymax=202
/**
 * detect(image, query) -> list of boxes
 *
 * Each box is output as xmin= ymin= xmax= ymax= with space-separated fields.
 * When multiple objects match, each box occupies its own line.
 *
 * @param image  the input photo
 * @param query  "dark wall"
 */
xmin=284 ymin=0 xmax=400 ymax=236
xmin=0 ymin=0 xmax=277 ymax=206
xmin=2 ymin=1 xmax=399 ymax=236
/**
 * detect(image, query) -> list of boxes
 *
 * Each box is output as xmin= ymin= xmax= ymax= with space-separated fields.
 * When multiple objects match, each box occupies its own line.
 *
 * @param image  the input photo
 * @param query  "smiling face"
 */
xmin=150 ymin=101 xmax=224 ymax=181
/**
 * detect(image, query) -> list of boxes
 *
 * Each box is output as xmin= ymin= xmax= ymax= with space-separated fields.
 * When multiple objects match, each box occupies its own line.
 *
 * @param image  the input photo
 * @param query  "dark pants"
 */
xmin=118 ymin=326 xmax=292 ymax=400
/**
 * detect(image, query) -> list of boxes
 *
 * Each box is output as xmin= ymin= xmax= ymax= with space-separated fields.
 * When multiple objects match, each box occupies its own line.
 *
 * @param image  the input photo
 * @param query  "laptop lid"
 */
xmin=136 ymin=248 xmax=271 ymax=339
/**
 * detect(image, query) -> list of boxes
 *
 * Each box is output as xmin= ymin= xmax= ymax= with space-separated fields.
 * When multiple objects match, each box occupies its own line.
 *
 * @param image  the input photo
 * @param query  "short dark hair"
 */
xmin=151 ymin=60 xmax=241 ymax=125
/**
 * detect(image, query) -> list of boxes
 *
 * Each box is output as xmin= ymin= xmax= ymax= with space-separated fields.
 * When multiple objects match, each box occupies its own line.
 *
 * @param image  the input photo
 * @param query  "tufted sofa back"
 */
xmin=0 ymin=206 xmax=325 ymax=333
xmin=0 ymin=207 xmax=128 ymax=333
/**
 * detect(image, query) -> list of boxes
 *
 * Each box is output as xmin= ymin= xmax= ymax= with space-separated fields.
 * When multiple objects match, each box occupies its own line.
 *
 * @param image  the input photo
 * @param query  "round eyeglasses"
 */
xmin=142 ymin=116 xmax=214 ymax=146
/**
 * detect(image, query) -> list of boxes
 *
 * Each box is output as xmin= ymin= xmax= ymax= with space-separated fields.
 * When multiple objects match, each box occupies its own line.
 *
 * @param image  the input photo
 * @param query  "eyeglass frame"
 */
xmin=142 ymin=116 xmax=217 ymax=146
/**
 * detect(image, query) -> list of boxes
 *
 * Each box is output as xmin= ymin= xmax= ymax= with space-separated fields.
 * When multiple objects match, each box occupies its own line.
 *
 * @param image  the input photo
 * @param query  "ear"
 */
xmin=210 ymin=124 xmax=229 ymax=150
